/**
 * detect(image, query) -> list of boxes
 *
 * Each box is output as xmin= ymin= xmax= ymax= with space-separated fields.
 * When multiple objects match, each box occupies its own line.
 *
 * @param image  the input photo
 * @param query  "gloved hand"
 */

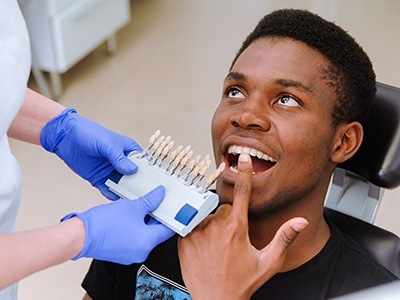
xmin=61 ymin=186 xmax=175 ymax=265
xmin=41 ymin=108 xmax=140 ymax=200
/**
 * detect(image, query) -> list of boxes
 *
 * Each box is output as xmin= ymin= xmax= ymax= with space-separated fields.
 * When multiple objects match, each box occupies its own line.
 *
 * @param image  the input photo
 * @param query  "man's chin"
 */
xmin=215 ymin=183 xmax=234 ymax=204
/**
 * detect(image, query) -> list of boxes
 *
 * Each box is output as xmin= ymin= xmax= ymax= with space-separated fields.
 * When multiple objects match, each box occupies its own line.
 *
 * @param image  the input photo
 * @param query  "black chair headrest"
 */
xmin=338 ymin=82 xmax=400 ymax=188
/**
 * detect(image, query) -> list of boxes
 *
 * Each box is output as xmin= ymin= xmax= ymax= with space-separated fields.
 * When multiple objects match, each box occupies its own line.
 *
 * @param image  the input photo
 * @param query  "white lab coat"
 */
xmin=0 ymin=0 xmax=31 ymax=298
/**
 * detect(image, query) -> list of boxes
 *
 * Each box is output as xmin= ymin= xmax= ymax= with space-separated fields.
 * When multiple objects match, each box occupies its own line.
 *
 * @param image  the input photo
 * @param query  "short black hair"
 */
xmin=231 ymin=9 xmax=376 ymax=126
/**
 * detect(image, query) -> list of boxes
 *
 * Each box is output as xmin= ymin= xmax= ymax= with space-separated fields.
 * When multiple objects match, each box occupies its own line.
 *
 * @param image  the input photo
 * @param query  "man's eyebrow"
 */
xmin=224 ymin=72 xmax=247 ymax=82
xmin=274 ymin=78 xmax=312 ymax=94
xmin=224 ymin=73 xmax=313 ymax=94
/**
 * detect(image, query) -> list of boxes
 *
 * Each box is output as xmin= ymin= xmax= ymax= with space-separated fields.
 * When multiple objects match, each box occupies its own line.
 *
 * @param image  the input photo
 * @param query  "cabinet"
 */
xmin=19 ymin=0 xmax=131 ymax=98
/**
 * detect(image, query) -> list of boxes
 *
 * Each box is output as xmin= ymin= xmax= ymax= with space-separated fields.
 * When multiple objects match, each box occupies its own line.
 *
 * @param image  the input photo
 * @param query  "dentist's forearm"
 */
xmin=8 ymin=88 xmax=65 ymax=145
xmin=0 ymin=217 xmax=85 ymax=290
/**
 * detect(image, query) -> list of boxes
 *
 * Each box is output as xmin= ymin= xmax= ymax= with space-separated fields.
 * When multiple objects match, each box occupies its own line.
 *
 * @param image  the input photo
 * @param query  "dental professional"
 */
xmin=0 ymin=1 xmax=174 ymax=299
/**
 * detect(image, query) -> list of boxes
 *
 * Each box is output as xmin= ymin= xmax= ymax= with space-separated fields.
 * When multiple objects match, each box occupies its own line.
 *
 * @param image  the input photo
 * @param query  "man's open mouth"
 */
xmin=226 ymin=145 xmax=276 ymax=174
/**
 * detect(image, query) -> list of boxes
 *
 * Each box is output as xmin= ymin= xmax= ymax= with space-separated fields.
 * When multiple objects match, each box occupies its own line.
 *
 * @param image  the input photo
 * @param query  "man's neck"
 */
xmin=248 ymin=205 xmax=331 ymax=272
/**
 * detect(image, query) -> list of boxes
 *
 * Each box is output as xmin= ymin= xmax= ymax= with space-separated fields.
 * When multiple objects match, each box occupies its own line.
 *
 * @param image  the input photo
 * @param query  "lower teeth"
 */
xmin=230 ymin=166 xmax=238 ymax=174
xmin=230 ymin=166 xmax=257 ymax=175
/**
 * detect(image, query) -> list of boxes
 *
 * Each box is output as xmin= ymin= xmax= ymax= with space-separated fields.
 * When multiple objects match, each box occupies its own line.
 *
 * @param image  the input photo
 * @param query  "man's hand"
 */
xmin=178 ymin=153 xmax=308 ymax=300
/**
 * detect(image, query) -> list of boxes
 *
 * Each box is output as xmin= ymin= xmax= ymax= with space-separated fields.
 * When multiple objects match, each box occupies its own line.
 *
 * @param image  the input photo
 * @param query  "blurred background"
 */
xmin=12 ymin=0 xmax=400 ymax=299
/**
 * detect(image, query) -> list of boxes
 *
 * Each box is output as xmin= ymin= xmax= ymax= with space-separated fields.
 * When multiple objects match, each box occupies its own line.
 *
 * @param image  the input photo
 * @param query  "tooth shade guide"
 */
xmin=107 ymin=129 xmax=221 ymax=236
xmin=107 ymin=152 xmax=218 ymax=236
xmin=194 ymin=154 xmax=202 ymax=164
xmin=164 ymin=135 xmax=172 ymax=144
xmin=139 ymin=130 xmax=223 ymax=191
xmin=205 ymin=162 xmax=225 ymax=190
xmin=139 ymin=130 xmax=160 ymax=158
xmin=175 ymin=144 xmax=184 ymax=152
xmin=166 ymin=145 xmax=182 ymax=171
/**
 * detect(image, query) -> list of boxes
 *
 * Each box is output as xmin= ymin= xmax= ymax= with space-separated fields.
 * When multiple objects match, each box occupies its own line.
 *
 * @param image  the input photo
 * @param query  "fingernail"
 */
xmin=292 ymin=221 xmax=308 ymax=232
xmin=239 ymin=153 xmax=251 ymax=163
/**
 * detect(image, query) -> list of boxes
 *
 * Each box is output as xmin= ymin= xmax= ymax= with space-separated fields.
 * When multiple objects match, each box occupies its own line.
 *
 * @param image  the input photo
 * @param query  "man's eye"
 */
xmin=227 ymin=87 xmax=245 ymax=99
xmin=277 ymin=95 xmax=300 ymax=107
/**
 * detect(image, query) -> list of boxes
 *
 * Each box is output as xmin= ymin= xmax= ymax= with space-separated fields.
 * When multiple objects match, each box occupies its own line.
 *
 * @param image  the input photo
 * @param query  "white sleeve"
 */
xmin=0 ymin=0 xmax=32 ymax=138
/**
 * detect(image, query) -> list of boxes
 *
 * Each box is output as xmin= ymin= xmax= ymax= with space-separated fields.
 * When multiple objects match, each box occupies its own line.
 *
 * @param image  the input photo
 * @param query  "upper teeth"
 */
xmin=228 ymin=145 xmax=276 ymax=162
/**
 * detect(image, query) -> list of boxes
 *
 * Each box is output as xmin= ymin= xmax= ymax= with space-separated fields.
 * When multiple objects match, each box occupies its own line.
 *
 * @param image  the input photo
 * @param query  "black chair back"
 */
xmin=326 ymin=82 xmax=400 ymax=277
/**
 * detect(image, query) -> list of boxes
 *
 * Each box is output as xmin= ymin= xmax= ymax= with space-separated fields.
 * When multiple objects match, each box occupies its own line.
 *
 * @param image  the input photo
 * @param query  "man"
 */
xmin=81 ymin=9 xmax=398 ymax=299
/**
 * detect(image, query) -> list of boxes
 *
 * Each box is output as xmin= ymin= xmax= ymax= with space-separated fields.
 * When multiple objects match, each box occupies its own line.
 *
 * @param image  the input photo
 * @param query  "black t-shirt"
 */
xmin=82 ymin=221 xmax=398 ymax=300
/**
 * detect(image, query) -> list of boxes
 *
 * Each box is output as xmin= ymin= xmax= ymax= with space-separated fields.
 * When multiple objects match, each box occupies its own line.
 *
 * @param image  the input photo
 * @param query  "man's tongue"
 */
xmin=251 ymin=156 xmax=275 ymax=174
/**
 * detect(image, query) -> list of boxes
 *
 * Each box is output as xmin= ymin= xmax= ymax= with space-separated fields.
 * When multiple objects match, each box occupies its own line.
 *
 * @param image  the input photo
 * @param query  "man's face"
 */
xmin=212 ymin=37 xmax=339 ymax=217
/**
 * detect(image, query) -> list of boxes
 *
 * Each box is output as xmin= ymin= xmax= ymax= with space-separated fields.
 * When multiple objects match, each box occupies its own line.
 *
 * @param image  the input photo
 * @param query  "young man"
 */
xmin=81 ymin=9 xmax=398 ymax=299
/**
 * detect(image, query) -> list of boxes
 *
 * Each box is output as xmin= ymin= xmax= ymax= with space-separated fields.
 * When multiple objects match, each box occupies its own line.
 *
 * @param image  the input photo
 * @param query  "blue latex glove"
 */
xmin=61 ymin=186 xmax=175 ymax=265
xmin=41 ymin=108 xmax=140 ymax=200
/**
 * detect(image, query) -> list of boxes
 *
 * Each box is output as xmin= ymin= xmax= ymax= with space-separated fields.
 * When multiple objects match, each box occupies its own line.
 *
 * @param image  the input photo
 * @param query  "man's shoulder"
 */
xmin=323 ymin=223 xmax=398 ymax=297
xmin=251 ymin=223 xmax=397 ymax=299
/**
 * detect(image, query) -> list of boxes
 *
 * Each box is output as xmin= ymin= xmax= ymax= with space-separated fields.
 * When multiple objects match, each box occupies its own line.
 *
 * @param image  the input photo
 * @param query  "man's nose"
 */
xmin=229 ymin=99 xmax=271 ymax=131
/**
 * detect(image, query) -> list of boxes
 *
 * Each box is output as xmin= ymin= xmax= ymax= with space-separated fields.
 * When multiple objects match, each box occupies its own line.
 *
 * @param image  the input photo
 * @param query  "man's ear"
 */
xmin=330 ymin=122 xmax=363 ymax=164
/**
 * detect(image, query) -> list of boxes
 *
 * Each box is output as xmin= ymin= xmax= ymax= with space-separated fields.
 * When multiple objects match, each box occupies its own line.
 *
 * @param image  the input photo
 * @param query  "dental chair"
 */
xmin=325 ymin=82 xmax=400 ymax=277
